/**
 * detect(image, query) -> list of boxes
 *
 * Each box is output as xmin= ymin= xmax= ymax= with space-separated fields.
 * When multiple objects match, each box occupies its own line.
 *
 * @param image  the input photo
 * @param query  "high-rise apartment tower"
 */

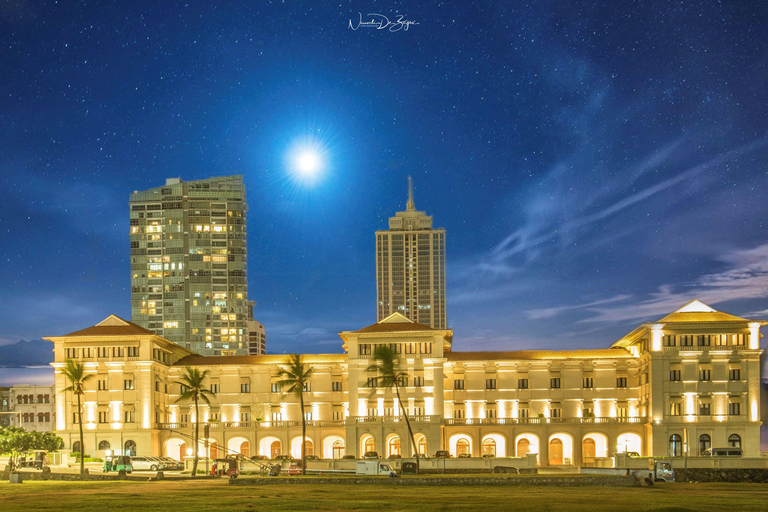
xmin=375 ymin=178 xmax=446 ymax=328
xmin=129 ymin=175 xmax=248 ymax=356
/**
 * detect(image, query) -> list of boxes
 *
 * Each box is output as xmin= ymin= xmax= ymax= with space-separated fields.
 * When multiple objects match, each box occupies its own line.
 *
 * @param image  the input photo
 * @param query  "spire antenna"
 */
xmin=406 ymin=176 xmax=415 ymax=210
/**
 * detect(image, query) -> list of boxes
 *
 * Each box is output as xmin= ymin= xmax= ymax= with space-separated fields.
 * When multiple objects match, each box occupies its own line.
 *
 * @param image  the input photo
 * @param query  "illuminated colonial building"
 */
xmin=375 ymin=178 xmax=446 ymax=329
xmin=47 ymin=300 xmax=763 ymax=465
xmin=129 ymin=175 xmax=249 ymax=356
xmin=7 ymin=384 xmax=56 ymax=432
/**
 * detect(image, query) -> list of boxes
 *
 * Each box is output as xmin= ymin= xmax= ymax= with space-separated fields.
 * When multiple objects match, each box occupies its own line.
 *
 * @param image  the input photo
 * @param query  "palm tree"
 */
xmin=174 ymin=367 xmax=215 ymax=477
xmin=276 ymin=354 xmax=313 ymax=475
xmin=62 ymin=359 xmax=94 ymax=475
xmin=367 ymin=345 xmax=420 ymax=473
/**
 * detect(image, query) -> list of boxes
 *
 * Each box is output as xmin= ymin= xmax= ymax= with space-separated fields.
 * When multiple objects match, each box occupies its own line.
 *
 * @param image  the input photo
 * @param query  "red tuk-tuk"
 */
xmin=211 ymin=458 xmax=239 ymax=478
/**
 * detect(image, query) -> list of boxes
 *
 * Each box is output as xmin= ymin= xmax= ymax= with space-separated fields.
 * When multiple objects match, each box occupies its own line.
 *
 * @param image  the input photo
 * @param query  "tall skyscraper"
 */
xmin=375 ymin=178 xmax=446 ymax=328
xmin=129 ymin=175 xmax=249 ymax=356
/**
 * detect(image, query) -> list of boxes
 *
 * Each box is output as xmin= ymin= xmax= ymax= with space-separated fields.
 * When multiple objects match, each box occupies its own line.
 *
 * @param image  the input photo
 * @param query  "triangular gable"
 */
xmin=378 ymin=312 xmax=414 ymax=324
xmin=674 ymin=300 xmax=716 ymax=313
xmin=657 ymin=300 xmax=749 ymax=323
xmin=96 ymin=314 xmax=132 ymax=327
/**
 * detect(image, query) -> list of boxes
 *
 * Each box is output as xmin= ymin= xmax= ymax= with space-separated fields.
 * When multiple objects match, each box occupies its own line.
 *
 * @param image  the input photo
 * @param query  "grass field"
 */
xmin=1 ymin=478 xmax=767 ymax=511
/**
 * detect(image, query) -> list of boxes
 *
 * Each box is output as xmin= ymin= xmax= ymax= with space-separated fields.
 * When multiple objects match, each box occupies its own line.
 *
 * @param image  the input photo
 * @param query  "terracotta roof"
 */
xmin=62 ymin=316 xmax=156 ymax=337
xmin=446 ymin=348 xmax=633 ymax=362
xmin=351 ymin=321 xmax=436 ymax=334
xmin=174 ymin=354 xmax=347 ymax=366
xmin=656 ymin=311 xmax=750 ymax=323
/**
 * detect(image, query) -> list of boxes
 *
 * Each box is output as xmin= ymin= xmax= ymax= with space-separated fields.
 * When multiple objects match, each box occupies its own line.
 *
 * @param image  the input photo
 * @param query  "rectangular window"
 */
xmin=518 ymin=378 xmax=528 ymax=389
xmin=733 ymin=334 xmax=746 ymax=346
xmin=332 ymin=410 xmax=342 ymax=421
xmin=453 ymin=408 xmax=464 ymax=419
xmin=210 ymin=384 xmax=220 ymax=394
xmin=550 ymin=407 xmax=561 ymax=418
xmin=419 ymin=342 xmax=432 ymax=354
xmin=358 ymin=344 xmax=371 ymax=356
xmin=616 ymin=377 xmax=627 ymax=388
xmin=366 ymin=377 xmax=376 ymax=388
xmin=271 ymin=383 xmax=281 ymax=393
xmin=98 ymin=379 xmax=107 ymax=390
xmin=729 ymin=401 xmax=741 ymax=416
xmin=179 ymin=413 xmax=189 ymax=423
xmin=697 ymin=335 xmax=709 ymax=346
xmin=72 ymin=412 xmax=80 ymax=424
xmin=669 ymin=370 xmax=681 ymax=381
xmin=680 ymin=335 xmax=694 ymax=347
xmin=124 ymin=410 xmax=135 ymax=423
xmin=729 ymin=369 xmax=741 ymax=380
xmin=397 ymin=376 xmax=408 ymax=387
xmin=304 ymin=411 xmax=312 ymax=421
xmin=550 ymin=378 xmax=561 ymax=389
xmin=127 ymin=346 xmax=139 ymax=357
xmin=389 ymin=343 xmax=402 ymax=354
xmin=699 ymin=369 xmax=711 ymax=381
xmin=617 ymin=406 xmax=628 ymax=418
xmin=583 ymin=377 xmax=593 ymax=388
xmin=486 ymin=378 xmax=497 ymax=390
xmin=240 ymin=383 xmax=251 ymax=393
xmin=404 ymin=343 xmax=417 ymax=354
xmin=663 ymin=335 xmax=676 ymax=347
xmin=124 ymin=379 xmax=134 ymax=390
xmin=583 ymin=407 xmax=594 ymax=417
xmin=332 ymin=381 xmax=342 ymax=392
xmin=519 ymin=407 xmax=529 ymax=419
xmin=271 ymin=412 xmax=282 ymax=422
xmin=454 ymin=379 xmax=465 ymax=390
xmin=670 ymin=402 xmax=682 ymax=416
xmin=241 ymin=413 xmax=251 ymax=422
xmin=413 ymin=376 xmax=424 ymax=387
xmin=98 ymin=411 xmax=108 ymax=423
xmin=699 ymin=402 xmax=711 ymax=416
xmin=302 ymin=382 xmax=311 ymax=392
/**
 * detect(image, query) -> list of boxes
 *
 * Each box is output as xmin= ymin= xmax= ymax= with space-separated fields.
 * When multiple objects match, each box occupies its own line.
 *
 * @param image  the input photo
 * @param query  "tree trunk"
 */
xmin=77 ymin=392 xmax=85 ymax=475
xmin=192 ymin=396 xmax=199 ymax=477
xmin=300 ymin=391 xmax=306 ymax=476
xmin=395 ymin=385 xmax=419 ymax=474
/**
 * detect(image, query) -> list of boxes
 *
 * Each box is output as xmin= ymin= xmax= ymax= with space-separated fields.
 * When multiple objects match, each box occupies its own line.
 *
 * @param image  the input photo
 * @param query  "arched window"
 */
xmin=582 ymin=438 xmax=596 ymax=461
xmin=303 ymin=439 xmax=314 ymax=456
xmin=728 ymin=434 xmax=741 ymax=449
xmin=240 ymin=441 xmax=250 ymax=457
xmin=72 ymin=441 xmax=82 ymax=454
xmin=699 ymin=434 xmax=711 ymax=454
xmin=482 ymin=438 xmax=496 ymax=457
xmin=364 ymin=437 xmax=375 ymax=453
xmin=417 ymin=436 xmax=427 ymax=456
xmin=98 ymin=440 xmax=111 ymax=451
xmin=388 ymin=436 xmax=401 ymax=457
xmin=669 ymin=435 xmax=682 ymax=457
xmin=517 ymin=438 xmax=531 ymax=457
xmin=124 ymin=440 xmax=137 ymax=456
xmin=549 ymin=438 xmax=563 ymax=465
xmin=270 ymin=440 xmax=281 ymax=459
xmin=456 ymin=438 xmax=470 ymax=456
xmin=332 ymin=440 xmax=345 ymax=459
xmin=210 ymin=441 xmax=218 ymax=459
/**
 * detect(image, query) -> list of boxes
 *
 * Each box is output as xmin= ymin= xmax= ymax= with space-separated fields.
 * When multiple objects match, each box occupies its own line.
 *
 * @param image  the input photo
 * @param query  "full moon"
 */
xmin=295 ymin=150 xmax=321 ymax=176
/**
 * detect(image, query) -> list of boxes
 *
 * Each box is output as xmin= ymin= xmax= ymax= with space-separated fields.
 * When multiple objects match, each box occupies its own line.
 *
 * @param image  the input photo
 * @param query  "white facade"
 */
xmin=9 ymin=384 xmax=56 ymax=432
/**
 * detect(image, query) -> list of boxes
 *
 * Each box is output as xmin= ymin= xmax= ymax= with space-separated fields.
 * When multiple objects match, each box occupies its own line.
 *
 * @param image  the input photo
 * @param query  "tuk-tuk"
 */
xmin=103 ymin=455 xmax=133 ymax=474
xmin=211 ymin=458 xmax=239 ymax=478
xmin=18 ymin=450 xmax=48 ymax=470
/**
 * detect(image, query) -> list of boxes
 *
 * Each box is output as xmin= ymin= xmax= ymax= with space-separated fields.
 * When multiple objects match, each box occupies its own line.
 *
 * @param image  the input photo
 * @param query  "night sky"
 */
xmin=2 ymin=1 xmax=768 ymax=357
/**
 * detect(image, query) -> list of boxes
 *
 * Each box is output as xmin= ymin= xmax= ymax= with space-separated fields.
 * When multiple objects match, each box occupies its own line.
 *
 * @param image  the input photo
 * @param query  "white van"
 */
xmin=701 ymin=447 xmax=742 ymax=457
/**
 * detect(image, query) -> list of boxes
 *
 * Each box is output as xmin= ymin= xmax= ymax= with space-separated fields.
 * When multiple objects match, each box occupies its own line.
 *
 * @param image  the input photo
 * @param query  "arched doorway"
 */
xmin=209 ymin=441 xmax=218 ymax=459
xmin=361 ymin=434 xmax=375 ymax=456
xmin=259 ymin=437 xmax=282 ymax=459
xmin=291 ymin=437 xmax=314 ymax=458
xmin=322 ymin=436 xmax=345 ymax=459
xmin=165 ymin=438 xmax=186 ymax=461
xmin=699 ymin=434 xmax=711 ymax=454
xmin=548 ymin=434 xmax=573 ymax=466
xmin=728 ymin=434 xmax=741 ymax=449
xmin=271 ymin=440 xmax=281 ymax=459
xmin=416 ymin=435 xmax=427 ymax=456
xmin=98 ymin=440 xmax=111 ymax=451
xmin=227 ymin=436 xmax=250 ymax=458
xmin=388 ymin=436 xmax=401 ymax=457
xmin=482 ymin=438 xmax=496 ymax=457
xmin=333 ymin=440 xmax=345 ymax=459
xmin=582 ymin=433 xmax=608 ymax=466
xmin=72 ymin=441 xmax=82 ymax=454
xmin=669 ymin=434 xmax=682 ymax=457
xmin=456 ymin=439 xmax=470 ymax=456
xmin=617 ymin=433 xmax=642 ymax=455
xmin=517 ymin=438 xmax=530 ymax=456
xmin=124 ymin=440 xmax=137 ymax=456
xmin=549 ymin=438 xmax=563 ymax=465
xmin=449 ymin=434 xmax=473 ymax=457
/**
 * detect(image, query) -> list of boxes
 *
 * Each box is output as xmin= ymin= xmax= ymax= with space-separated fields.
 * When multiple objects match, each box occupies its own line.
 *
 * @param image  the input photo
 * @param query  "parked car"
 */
xmin=250 ymin=455 xmax=269 ymax=461
xmin=389 ymin=454 xmax=402 ymax=459
xmin=304 ymin=454 xmax=320 ymax=460
xmin=363 ymin=451 xmax=380 ymax=459
xmin=130 ymin=455 xmax=163 ymax=471
xmin=701 ymin=448 xmax=742 ymax=457
xmin=458 ymin=453 xmax=471 ymax=458
xmin=273 ymin=454 xmax=294 ymax=461
xmin=434 ymin=451 xmax=452 ymax=458
xmin=481 ymin=453 xmax=495 ymax=458
xmin=341 ymin=454 xmax=357 ymax=460
xmin=158 ymin=456 xmax=184 ymax=470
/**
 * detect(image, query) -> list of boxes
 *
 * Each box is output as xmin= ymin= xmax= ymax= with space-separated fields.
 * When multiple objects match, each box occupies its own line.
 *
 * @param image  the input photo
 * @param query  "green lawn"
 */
xmin=1 ymin=479 xmax=767 ymax=511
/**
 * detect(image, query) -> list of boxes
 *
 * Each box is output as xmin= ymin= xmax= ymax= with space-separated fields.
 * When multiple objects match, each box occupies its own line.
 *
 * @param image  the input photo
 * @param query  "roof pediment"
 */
xmin=657 ymin=300 xmax=749 ymax=323
xmin=60 ymin=314 xmax=156 ymax=337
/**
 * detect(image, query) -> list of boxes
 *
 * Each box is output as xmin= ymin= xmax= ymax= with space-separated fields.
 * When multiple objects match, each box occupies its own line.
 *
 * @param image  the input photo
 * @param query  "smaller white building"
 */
xmin=247 ymin=319 xmax=266 ymax=355
xmin=10 ymin=384 xmax=56 ymax=432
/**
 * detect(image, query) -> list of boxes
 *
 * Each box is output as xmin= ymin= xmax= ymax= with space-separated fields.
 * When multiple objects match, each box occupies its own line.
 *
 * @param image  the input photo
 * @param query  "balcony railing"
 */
xmin=444 ymin=416 xmax=647 ymax=426
xmin=354 ymin=415 xmax=441 ymax=424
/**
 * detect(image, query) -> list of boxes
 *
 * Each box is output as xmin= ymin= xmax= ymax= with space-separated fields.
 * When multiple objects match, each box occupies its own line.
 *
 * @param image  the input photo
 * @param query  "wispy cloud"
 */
xmin=576 ymin=242 xmax=768 ymax=324
xmin=478 ymin=138 xmax=768 ymax=277
xmin=526 ymin=294 xmax=633 ymax=320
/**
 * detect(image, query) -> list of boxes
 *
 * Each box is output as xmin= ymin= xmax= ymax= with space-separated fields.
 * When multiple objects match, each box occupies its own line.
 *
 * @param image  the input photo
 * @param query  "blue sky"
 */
xmin=1 ymin=1 xmax=767 ymax=354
